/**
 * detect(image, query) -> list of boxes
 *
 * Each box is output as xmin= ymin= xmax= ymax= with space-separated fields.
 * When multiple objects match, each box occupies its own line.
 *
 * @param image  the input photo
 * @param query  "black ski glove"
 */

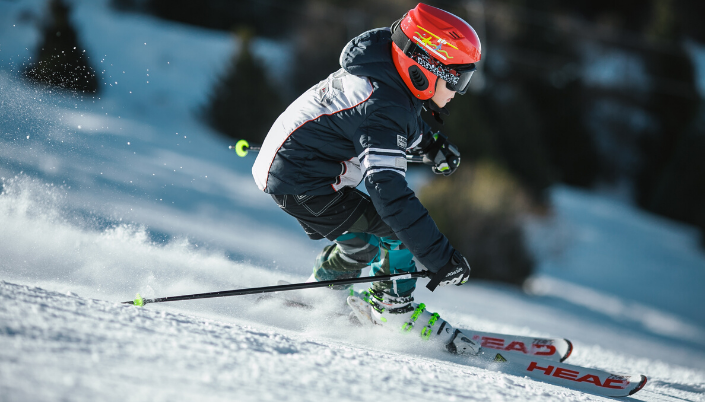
xmin=426 ymin=251 xmax=471 ymax=292
xmin=422 ymin=132 xmax=461 ymax=176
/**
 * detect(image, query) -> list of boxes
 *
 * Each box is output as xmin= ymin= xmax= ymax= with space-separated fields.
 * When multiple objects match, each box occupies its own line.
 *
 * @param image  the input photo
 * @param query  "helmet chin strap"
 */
xmin=424 ymin=98 xmax=450 ymax=125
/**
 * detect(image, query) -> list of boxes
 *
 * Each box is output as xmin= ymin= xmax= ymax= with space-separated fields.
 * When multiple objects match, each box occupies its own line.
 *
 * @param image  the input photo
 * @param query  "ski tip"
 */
xmin=134 ymin=293 xmax=145 ymax=307
xmin=561 ymin=339 xmax=574 ymax=362
xmin=629 ymin=375 xmax=648 ymax=396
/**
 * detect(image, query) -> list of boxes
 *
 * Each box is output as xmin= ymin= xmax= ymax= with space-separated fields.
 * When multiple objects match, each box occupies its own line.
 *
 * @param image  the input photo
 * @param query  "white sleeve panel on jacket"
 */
xmin=358 ymin=148 xmax=407 ymax=179
xmin=252 ymin=70 xmax=374 ymax=192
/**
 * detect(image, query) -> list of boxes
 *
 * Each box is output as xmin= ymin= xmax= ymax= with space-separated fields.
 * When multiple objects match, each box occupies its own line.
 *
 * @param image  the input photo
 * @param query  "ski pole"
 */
xmin=123 ymin=271 xmax=430 ymax=306
xmin=228 ymin=139 xmax=426 ymax=163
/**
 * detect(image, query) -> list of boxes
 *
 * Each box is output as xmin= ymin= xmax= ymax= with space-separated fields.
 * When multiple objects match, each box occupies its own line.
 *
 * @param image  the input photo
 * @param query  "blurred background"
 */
xmin=3 ymin=3 xmax=705 ymax=395
xmin=3 ymin=0 xmax=705 ymax=288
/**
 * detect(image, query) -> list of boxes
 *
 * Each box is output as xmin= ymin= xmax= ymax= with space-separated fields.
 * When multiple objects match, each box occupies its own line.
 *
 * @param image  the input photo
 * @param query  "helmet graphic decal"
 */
xmin=413 ymin=25 xmax=458 ymax=61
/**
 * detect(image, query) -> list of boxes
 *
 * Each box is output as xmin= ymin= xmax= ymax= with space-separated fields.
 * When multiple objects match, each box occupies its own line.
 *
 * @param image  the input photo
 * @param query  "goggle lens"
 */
xmin=446 ymin=67 xmax=475 ymax=95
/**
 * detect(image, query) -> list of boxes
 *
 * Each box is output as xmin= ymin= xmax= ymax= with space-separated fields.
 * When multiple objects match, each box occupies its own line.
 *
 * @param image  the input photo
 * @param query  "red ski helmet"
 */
xmin=391 ymin=3 xmax=481 ymax=100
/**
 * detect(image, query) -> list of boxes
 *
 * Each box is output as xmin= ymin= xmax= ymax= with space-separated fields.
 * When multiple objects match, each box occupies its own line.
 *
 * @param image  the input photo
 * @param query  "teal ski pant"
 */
xmin=312 ymin=204 xmax=417 ymax=297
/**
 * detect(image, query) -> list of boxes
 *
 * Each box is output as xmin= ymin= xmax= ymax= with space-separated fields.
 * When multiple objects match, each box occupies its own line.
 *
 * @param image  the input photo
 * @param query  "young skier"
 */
xmin=253 ymin=3 xmax=482 ymax=353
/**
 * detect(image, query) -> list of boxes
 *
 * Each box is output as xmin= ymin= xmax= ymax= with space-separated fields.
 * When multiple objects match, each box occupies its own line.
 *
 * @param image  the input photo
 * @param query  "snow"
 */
xmin=1 ymin=1 xmax=705 ymax=401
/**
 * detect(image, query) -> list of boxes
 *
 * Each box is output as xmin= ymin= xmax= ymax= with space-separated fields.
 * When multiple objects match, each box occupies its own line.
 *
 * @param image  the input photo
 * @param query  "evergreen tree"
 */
xmin=204 ymin=30 xmax=284 ymax=144
xmin=24 ymin=0 xmax=99 ymax=93
xmin=634 ymin=0 xmax=704 ymax=244
xmin=644 ymin=107 xmax=705 ymax=246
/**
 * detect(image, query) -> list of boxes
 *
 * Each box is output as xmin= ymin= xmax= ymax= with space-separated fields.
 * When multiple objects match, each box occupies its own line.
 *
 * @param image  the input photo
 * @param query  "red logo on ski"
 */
xmin=526 ymin=361 xmax=629 ymax=389
xmin=474 ymin=336 xmax=557 ymax=356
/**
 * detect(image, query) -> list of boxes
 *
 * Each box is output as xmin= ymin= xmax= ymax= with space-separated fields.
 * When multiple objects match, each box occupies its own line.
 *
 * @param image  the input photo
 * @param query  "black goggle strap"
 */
xmin=391 ymin=22 xmax=475 ymax=94
xmin=391 ymin=18 xmax=415 ymax=56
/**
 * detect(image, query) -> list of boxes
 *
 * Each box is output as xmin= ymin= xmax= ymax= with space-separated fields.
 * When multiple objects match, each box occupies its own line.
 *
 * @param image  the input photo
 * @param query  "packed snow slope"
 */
xmin=2 ymin=280 xmax=703 ymax=402
xmin=1 ymin=1 xmax=705 ymax=401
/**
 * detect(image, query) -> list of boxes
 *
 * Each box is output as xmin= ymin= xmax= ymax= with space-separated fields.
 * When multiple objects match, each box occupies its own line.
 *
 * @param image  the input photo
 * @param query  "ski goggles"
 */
xmin=410 ymin=51 xmax=476 ymax=95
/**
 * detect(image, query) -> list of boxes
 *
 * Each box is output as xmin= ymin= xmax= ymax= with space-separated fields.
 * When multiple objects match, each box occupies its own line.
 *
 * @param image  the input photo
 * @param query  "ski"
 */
xmin=262 ymin=282 xmax=647 ymax=397
xmin=346 ymin=293 xmax=572 ymax=362
xmin=347 ymin=294 xmax=647 ymax=397
xmin=478 ymin=349 xmax=648 ymax=397
xmin=263 ymin=281 xmax=572 ymax=362
xmin=457 ymin=329 xmax=572 ymax=362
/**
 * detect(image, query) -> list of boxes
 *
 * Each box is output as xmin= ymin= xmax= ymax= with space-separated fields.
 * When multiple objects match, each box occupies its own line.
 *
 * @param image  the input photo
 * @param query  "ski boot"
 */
xmin=347 ymin=288 xmax=481 ymax=356
xmin=305 ymin=244 xmax=361 ymax=310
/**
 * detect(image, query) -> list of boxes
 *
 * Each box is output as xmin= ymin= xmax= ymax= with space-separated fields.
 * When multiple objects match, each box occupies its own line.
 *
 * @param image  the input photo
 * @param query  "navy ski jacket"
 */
xmin=252 ymin=28 xmax=454 ymax=272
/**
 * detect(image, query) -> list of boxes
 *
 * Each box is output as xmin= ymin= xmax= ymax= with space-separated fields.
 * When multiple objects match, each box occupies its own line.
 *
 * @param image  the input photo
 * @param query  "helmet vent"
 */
xmin=408 ymin=65 xmax=428 ymax=90
xmin=447 ymin=31 xmax=462 ymax=40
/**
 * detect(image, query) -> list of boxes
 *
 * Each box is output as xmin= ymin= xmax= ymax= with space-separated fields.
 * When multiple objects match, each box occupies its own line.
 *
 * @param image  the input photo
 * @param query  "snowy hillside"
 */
xmin=1 ymin=1 xmax=705 ymax=401
xmin=2 ymin=280 xmax=702 ymax=402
